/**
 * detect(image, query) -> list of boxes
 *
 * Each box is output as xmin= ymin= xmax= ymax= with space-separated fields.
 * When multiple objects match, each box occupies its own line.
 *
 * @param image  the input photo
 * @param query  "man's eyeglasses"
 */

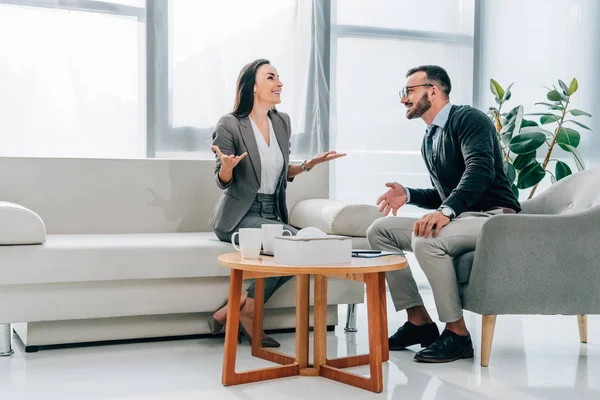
xmin=399 ymin=84 xmax=433 ymax=98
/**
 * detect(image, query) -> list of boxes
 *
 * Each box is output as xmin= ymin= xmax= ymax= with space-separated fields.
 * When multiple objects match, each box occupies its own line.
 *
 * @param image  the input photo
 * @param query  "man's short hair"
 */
xmin=406 ymin=65 xmax=451 ymax=97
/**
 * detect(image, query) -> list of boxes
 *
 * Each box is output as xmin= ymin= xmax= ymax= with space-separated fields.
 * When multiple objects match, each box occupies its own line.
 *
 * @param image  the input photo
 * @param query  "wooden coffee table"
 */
xmin=217 ymin=252 xmax=407 ymax=393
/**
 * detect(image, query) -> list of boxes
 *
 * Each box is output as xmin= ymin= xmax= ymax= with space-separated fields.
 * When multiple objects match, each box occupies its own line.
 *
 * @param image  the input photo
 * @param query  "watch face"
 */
xmin=441 ymin=208 xmax=451 ymax=216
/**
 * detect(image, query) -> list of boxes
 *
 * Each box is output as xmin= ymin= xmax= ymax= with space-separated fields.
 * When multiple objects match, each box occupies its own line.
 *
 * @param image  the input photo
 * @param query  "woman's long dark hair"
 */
xmin=232 ymin=59 xmax=275 ymax=118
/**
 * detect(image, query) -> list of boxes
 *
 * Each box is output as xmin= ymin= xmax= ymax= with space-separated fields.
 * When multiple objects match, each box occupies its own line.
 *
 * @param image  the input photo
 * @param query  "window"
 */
xmin=329 ymin=0 xmax=475 ymax=216
xmin=0 ymin=1 xmax=146 ymax=158
xmin=160 ymin=0 xmax=317 ymax=160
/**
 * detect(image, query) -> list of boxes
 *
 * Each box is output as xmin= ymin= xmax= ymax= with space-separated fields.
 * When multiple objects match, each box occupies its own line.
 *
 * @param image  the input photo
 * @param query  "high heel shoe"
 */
xmin=207 ymin=296 xmax=249 ymax=334
xmin=207 ymin=298 xmax=229 ymax=334
xmin=238 ymin=321 xmax=281 ymax=348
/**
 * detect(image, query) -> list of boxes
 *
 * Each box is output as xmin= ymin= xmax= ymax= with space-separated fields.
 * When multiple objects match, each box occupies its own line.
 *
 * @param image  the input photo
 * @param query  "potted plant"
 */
xmin=487 ymin=78 xmax=591 ymax=199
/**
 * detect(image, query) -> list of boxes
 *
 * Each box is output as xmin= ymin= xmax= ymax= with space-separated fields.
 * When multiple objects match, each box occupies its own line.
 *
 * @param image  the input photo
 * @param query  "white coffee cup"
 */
xmin=231 ymin=228 xmax=262 ymax=259
xmin=261 ymin=224 xmax=293 ymax=253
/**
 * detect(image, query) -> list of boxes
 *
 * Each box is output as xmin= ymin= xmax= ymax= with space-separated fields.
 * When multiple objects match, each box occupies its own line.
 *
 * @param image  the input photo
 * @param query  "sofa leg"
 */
xmin=0 ymin=323 xmax=14 ymax=357
xmin=577 ymin=315 xmax=588 ymax=343
xmin=481 ymin=315 xmax=496 ymax=367
xmin=344 ymin=304 xmax=358 ymax=333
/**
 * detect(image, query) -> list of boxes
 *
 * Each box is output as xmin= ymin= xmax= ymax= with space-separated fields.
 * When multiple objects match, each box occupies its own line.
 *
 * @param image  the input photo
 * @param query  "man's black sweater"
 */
xmin=407 ymin=105 xmax=521 ymax=215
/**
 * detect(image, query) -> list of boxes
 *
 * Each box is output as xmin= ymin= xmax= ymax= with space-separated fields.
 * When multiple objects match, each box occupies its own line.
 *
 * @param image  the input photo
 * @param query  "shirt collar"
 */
xmin=429 ymin=102 xmax=452 ymax=130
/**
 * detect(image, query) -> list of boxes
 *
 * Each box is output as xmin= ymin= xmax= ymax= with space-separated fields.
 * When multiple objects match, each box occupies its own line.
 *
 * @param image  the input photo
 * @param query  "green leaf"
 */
xmin=564 ymin=144 xmax=585 ymax=171
xmin=564 ymin=120 xmax=591 ymax=130
xmin=558 ymin=79 xmax=569 ymax=95
xmin=547 ymin=90 xmax=562 ymax=101
xmin=513 ymin=106 xmax=524 ymax=136
xmin=501 ymin=122 xmax=515 ymax=135
xmin=535 ymin=102 xmax=564 ymax=111
xmin=555 ymin=161 xmax=572 ymax=181
xmin=520 ymin=125 xmax=554 ymax=139
xmin=502 ymin=106 xmax=524 ymax=142
xmin=568 ymin=78 xmax=578 ymax=95
xmin=504 ymin=161 xmax=517 ymax=183
xmin=490 ymin=79 xmax=505 ymax=100
xmin=511 ymin=184 xmax=520 ymax=199
xmin=556 ymin=127 xmax=581 ymax=150
xmin=505 ymin=105 xmax=521 ymax=121
xmin=521 ymin=119 xmax=539 ymax=128
xmin=513 ymin=153 xmax=536 ymax=170
xmin=517 ymin=161 xmax=546 ymax=189
xmin=540 ymin=114 xmax=561 ymax=125
xmin=503 ymin=83 xmax=514 ymax=101
xmin=570 ymin=109 xmax=592 ymax=117
xmin=509 ymin=131 xmax=547 ymax=154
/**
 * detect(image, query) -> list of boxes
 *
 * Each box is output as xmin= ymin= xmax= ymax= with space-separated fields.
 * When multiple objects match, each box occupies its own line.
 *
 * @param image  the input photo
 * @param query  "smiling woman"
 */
xmin=206 ymin=58 xmax=346 ymax=350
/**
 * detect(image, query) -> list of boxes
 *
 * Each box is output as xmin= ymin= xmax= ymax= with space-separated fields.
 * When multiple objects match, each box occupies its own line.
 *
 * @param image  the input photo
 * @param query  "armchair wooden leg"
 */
xmin=577 ymin=315 xmax=587 ymax=344
xmin=481 ymin=315 xmax=496 ymax=367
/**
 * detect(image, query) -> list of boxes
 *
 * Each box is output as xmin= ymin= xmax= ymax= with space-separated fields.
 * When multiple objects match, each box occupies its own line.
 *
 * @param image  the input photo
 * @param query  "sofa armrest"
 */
xmin=289 ymin=199 xmax=383 ymax=237
xmin=0 ymin=202 xmax=46 ymax=245
xmin=463 ymin=206 xmax=600 ymax=315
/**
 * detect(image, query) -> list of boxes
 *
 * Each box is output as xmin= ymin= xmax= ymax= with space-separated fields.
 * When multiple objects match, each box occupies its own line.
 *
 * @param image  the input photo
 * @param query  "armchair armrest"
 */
xmin=0 ymin=202 xmax=46 ymax=245
xmin=463 ymin=206 xmax=600 ymax=315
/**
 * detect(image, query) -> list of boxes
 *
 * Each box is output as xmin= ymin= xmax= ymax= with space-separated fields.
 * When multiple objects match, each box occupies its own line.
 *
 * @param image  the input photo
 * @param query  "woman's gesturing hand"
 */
xmin=307 ymin=150 xmax=347 ymax=168
xmin=211 ymin=145 xmax=248 ymax=172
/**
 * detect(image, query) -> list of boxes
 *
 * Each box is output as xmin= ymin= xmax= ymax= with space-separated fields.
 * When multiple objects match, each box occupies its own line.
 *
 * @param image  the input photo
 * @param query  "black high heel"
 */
xmin=207 ymin=298 xmax=229 ymax=334
xmin=207 ymin=296 xmax=248 ymax=334
xmin=238 ymin=321 xmax=281 ymax=348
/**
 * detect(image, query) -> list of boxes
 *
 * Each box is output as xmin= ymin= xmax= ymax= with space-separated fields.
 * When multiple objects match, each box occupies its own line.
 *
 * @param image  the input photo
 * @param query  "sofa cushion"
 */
xmin=0 ymin=202 xmax=46 ymax=245
xmin=290 ymin=199 xmax=383 ymax=237
xmin=0 ymin=232 xmax=235 ymax=285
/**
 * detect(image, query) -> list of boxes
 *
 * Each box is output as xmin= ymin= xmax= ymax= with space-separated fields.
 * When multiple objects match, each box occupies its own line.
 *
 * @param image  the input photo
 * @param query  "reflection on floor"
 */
xmin=1 ymin=289 xmax=598 ymax=400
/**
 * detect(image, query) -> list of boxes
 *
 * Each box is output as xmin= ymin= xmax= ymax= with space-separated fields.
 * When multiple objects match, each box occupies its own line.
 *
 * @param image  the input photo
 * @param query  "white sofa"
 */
xmin=0 ymin=157 xmax=382 ymax=354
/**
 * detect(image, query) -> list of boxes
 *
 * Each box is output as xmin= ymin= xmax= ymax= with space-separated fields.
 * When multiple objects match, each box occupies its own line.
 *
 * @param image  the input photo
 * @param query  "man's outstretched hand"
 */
xmin=376 ymin=182 xmax=408 ymax=216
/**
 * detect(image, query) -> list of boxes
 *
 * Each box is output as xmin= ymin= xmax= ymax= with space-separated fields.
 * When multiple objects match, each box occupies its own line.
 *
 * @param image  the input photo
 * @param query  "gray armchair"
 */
xmin=453 ymin=168 xmax=600 ymax=367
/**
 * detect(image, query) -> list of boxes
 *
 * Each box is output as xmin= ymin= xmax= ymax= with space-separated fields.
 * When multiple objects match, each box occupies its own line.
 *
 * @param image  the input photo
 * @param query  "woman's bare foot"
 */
xmin=239 ymin=297 xmax=268 ymax=340
xmin=212 ymin=292 xmax=247 ymax=325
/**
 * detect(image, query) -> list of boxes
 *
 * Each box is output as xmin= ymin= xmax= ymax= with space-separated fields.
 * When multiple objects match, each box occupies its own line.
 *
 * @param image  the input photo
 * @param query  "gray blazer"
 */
xmin=209 ymin=110 xmax=293 ymax=233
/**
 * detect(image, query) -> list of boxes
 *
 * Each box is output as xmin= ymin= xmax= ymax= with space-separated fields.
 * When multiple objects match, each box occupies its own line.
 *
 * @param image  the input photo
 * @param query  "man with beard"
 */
xmin=367 ymin=65 xmax=520 ymax=363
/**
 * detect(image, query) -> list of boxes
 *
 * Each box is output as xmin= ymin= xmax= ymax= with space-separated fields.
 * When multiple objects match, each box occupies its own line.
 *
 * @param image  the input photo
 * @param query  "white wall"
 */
xmin=474 ymin=0 xmax=600 ymax=169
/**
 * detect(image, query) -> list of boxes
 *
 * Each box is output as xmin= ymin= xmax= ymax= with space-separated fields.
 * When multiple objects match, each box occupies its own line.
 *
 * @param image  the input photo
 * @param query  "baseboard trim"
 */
xmin=14 ymin=325 xmax=336 ymax=353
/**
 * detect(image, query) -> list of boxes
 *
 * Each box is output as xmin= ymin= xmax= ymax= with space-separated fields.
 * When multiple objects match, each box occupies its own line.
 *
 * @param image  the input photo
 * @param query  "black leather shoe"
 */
xmin=389 ymin=321 xmax=440 ymax=350
xmin=414 ymin=329 xmax=474 ymax=363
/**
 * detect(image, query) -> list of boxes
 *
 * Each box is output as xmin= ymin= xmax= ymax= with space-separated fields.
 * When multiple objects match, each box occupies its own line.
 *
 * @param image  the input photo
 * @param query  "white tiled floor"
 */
xmin=1 ymin=289 xmax=599 ymax=400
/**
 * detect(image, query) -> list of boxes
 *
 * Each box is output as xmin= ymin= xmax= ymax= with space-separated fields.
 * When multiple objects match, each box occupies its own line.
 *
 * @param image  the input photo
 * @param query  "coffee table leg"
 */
xmin=222 ymin=270 xmax=299 ymax=386
xmin=366 ymin=272 xmax=384 ymax=392
xmin=296 ymin=274 xmax=310 ymax=369
xmin=313 ymin=275 xmax=328 ymax=371
xmin=378 ymin=271 xmax=389 ymax=362
xmin=320 ymin=272 xmax=384 ymax=393
xmin=222 ymin=268 xmax=243 ymax=386
xmin=251 ymin=278 xmax=265 ymax=357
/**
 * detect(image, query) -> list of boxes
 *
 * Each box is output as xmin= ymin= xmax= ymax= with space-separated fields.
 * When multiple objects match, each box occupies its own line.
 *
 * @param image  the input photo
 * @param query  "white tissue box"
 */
xmin=273 ymin=235 xmax=353 ymax=266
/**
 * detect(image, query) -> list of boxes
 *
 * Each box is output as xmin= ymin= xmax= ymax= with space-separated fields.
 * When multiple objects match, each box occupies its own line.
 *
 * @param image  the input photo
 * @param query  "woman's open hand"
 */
xmin=307 ymin=150 xmax=347 ymax=168
xmin=211 ymin=145 xmax=247 ymax=172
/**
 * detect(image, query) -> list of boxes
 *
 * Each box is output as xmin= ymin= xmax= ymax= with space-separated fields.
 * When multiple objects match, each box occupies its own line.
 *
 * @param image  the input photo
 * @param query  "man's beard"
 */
xmin=406 ymin=92 xmax=431 ymax=119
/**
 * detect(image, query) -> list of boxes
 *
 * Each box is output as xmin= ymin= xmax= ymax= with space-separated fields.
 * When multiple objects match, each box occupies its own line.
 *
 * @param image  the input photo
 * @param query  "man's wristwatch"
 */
xmin=301 ymin=160 xmax=312 ymax=171
xmin=437 ymin=206 xmax=455 ymax=220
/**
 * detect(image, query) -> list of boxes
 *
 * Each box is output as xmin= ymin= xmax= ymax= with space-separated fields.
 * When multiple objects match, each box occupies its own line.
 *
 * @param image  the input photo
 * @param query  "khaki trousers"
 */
xmin=366 ymin=211 xmax=501 ymax=322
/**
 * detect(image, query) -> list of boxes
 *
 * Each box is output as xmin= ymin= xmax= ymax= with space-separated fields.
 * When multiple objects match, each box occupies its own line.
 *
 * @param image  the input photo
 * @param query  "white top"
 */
xmin=250 ymin=117 xmax=284 ymax=195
